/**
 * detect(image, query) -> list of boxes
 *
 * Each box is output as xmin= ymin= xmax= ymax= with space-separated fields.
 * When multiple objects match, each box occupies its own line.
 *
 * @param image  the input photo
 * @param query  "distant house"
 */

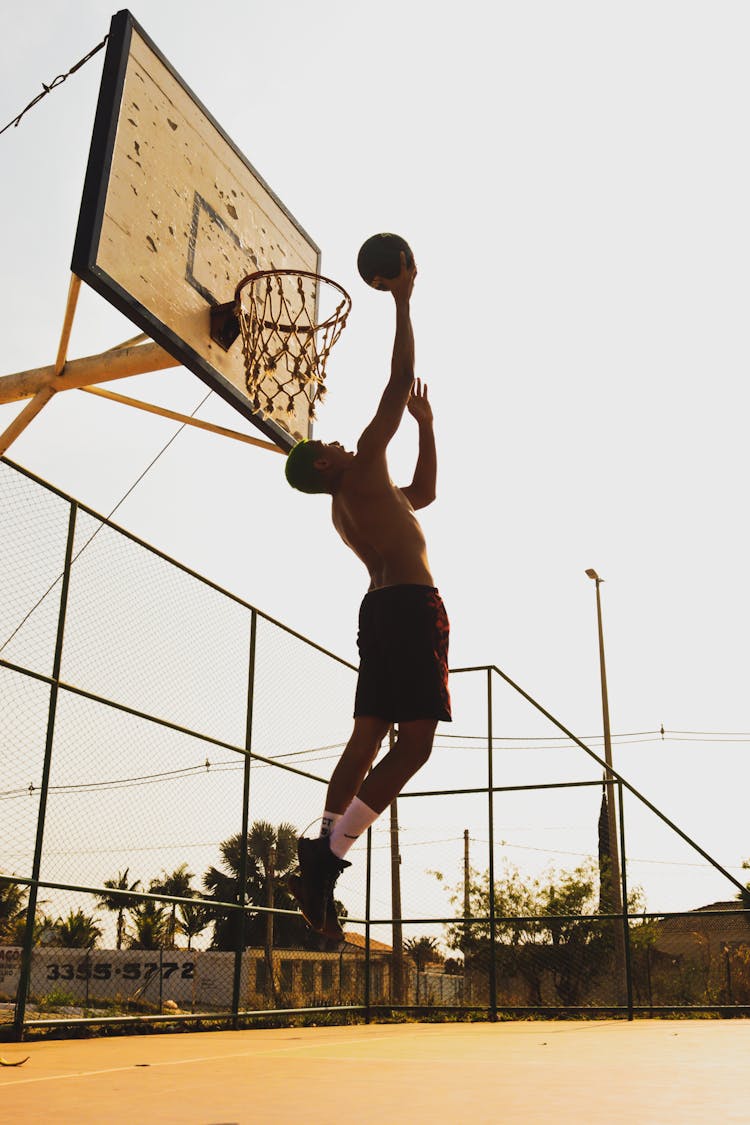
xmin=244 ymin=932 xmax=395 ymax=1009
xmin=653 ymin=901 xmax=750 ymax=960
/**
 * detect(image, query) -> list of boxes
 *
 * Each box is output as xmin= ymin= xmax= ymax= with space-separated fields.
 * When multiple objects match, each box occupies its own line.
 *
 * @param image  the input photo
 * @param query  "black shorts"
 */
xmin=353 ymin=585 xmax=452 ymax=723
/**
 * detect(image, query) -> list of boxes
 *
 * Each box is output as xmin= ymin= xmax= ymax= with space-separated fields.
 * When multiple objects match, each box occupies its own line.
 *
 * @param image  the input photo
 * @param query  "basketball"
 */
xmin=357 ymin=233 xmax=414 ymax=289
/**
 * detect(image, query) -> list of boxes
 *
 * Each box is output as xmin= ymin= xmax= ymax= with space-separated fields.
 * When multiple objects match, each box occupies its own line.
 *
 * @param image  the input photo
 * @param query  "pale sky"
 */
xmin=2 ymin=1 xmax=750 ymax=931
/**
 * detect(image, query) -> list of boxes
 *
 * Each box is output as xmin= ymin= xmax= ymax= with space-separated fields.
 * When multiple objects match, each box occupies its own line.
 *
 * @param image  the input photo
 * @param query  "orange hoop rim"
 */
xmin=234 ymin=269 xmax=352 ymax=334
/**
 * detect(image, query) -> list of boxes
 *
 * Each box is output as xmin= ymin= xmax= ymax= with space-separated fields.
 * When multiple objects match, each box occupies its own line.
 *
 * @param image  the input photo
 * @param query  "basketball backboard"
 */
xmin=71 ymin=9 xmax=320 ymax=451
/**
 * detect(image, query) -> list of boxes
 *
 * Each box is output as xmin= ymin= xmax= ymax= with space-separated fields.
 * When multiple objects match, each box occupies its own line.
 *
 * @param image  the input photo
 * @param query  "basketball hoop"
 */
xmin=229 ymin=269 xmax=351 ymax=422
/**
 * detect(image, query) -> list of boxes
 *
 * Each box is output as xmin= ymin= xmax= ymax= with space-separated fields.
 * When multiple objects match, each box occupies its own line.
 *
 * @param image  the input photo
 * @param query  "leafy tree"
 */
xmin=54 ymin=909 xmax=103 ymax=949
xmin=202 ymin=822 xmax=346 ymax=951
xmin=438 ymin=858 xmax=643 ymax=1006
xmin=128 ymin=899 xmax=169 ymax=950
xmin=436 ymin=859 xmax=542 ymax=954
xmin=95 ymin=868 xmax=141 ymax=950
xmin=149 ymin=863 xmax=195 ymax=948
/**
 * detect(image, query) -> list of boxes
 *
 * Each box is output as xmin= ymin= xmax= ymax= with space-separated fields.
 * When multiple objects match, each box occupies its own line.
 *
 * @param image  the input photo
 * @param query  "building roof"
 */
xmin=653 ymin=901 xmax=750 ymax=956
xmin=342 ymin=931 xmax=392 ymax=954
xmin=659 ymin=901 xmax=750 ymax=933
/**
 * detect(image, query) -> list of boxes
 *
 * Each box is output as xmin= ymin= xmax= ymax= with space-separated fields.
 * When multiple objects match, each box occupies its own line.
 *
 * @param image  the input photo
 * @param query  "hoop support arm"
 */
xmin=79 ymin=384 xmax=285 ymax=454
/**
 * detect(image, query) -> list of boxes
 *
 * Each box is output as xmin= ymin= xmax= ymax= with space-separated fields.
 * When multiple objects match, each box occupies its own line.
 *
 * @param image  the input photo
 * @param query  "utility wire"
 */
xmin=5 ymin=726 xmax=750 ymax=803
xmin=1 ymin=390 xmax=213 ymax=655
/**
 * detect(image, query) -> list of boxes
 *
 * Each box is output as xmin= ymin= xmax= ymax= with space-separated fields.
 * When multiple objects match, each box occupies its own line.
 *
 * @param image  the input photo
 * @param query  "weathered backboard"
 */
xmin=72 ymin=8 xmax=320 ymax=450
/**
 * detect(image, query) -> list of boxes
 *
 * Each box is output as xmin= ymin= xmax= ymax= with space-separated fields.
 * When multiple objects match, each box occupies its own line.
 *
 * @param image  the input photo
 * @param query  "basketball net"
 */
xmin=236 ymin=270 xmax=351 ymax=422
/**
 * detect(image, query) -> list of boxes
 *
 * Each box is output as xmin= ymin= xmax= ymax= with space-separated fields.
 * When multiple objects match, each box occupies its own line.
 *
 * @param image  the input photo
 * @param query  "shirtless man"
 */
xmin=284 ymin=254 xmax=451 ymax=941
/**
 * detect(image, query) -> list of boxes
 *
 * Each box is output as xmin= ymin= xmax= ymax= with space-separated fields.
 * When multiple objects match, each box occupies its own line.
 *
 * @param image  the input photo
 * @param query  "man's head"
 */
xmin=285 ymin=439 xmax=352 ymax=494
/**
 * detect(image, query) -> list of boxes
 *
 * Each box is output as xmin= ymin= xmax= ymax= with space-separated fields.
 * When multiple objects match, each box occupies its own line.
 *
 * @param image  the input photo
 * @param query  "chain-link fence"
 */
xmin=2 ymin=456 xmax=749 ymax=1039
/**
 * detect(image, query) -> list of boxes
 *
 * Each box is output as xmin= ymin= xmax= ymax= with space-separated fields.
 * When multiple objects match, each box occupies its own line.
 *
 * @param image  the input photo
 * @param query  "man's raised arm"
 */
xmin=357 ymin=255 xmax=417 ymax=459
xmin=400 ymin=379 xmax=437 ymax=510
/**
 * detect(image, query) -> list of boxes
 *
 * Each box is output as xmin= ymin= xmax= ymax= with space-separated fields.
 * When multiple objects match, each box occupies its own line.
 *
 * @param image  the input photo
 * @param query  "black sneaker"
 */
xmin=289 ymin=836 xmax=350 ymax=941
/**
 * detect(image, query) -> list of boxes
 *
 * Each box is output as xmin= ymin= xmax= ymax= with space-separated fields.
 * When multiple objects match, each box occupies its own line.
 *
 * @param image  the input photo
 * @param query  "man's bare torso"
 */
xmin=331 ymin=458 xmax=434 ymax=591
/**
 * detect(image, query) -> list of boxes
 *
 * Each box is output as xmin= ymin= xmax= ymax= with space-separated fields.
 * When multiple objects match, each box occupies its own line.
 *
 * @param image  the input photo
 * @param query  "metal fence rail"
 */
xmin=2 ymin=456 xmax=749 ymax=1040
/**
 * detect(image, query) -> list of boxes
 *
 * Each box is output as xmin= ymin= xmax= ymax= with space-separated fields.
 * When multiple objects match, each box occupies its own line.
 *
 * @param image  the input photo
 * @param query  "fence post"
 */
xmin=14 ymin=501 xmax=78 ymax=1039
xmin=617 ymin=781 xmax=634 ymax=1019
xmin=389 ymin=780 xmax=404 ymax=1004
xmin=364 ymin=824 xmax=373 ymax=1022
xmin=487 ymin=668 xmax=497 ymax=1021
xmin=232 ymin=608 xmax=257 ymax=1027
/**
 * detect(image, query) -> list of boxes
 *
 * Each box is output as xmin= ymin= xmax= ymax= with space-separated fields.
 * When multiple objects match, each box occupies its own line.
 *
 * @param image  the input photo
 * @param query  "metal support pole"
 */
xmin=265 ymin=845 xmax=276 ymax=1005
xmin=232 ymin=609 xmax=257 ymax=1026
xmin=14 ymin=501 xmax=77 ymax=1037
xmin=389 ymin=759 xmax=404 ymax=1003
xmin=585 ymin=570 xmax=626 ymax=1004
xmin=618 ymin=781 xmax=634 ymax=1019
xmin=364 ymin=824 xmax=373 ymax=1022
xmin=463 ymin=827 xmax=471 ymax=952
xmin=592 ymin=577 xmax=623 ymax=911
xmin=487 ymin=669 xmax=497 ymax=1021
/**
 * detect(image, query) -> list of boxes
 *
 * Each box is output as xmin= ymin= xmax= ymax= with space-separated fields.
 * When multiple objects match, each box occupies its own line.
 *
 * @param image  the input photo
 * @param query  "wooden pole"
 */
xmin=54 ymin=275 xmax=82 ymax=377
xmin=0 ymin=339 xmax=181 ymax=406
xmin=0 ymin=275 xmax=83 ymax=455
xmin=0 ymin=387 xmax=57 ymax=455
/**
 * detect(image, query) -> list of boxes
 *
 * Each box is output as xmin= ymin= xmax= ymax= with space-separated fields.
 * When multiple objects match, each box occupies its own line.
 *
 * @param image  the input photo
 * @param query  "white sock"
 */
xmin=319 ymin=810 xmax=341 ymax=838
xmin=329 ymin=797 xmax=379 ymax=859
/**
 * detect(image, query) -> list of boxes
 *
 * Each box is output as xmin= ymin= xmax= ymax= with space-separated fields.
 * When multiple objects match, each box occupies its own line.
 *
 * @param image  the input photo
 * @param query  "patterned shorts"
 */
xmin=353 ymin=584 xmax=451 ymax=723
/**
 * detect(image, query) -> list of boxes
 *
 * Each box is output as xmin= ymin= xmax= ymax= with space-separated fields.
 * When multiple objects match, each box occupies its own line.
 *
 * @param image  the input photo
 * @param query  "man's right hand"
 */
xmin=355 ymin=251 xmax=417 ymax=462
xmin=373 ymin=252 xmax=417 ymax=301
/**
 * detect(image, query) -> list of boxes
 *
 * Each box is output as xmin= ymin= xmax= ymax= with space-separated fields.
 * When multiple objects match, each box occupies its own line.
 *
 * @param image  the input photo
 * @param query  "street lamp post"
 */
xmin=585 ymin=568 xmax=626 ymax=1003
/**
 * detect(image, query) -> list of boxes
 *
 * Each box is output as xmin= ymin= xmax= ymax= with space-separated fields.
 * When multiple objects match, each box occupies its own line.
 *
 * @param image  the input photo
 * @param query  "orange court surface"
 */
xmin=2 ymin=1019 xmax=750 ymax=1124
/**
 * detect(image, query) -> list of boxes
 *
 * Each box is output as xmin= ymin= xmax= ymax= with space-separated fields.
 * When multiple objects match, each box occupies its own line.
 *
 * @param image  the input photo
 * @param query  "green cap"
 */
xmin=284 ymin=439 xmax=327 ymax=494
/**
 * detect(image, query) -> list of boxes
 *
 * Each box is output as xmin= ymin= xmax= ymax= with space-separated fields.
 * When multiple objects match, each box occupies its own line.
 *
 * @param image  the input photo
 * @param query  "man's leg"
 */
xmin=328 ymin=719 xmax=438 ymax=859
xmin=356 ymin=718 xmax=437 ymax=813
xmin=290 ymin=716 xmax=389 ymax=940
xmin=324 ymin=716 xmax=391 ymax=814
xmin=293 ymin=719 xmax=437 ymax=939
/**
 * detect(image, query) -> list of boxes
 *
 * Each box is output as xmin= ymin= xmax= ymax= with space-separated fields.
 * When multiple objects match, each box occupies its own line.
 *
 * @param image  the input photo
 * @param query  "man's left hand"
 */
xmin=407 ymin=378 xmax=433 ymax=424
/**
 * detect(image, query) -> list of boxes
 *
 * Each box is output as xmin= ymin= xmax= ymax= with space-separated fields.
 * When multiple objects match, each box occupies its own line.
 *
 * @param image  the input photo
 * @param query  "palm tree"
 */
xmin=128 ymin=899 xmax=169 ymax=950
xmin=202 ymin=822 xmax=337 ymax=951
xmin=95 ymin=869 xmax=141 ymax=950
xmin=149 ymin=863 xmax=195 ymax=948
xmin=54 ymin=909 xmax=103 ymax=949
xmin=404 ymin=936 xmax=443 ymax=1005
xmin=404 ymin=936 xmax=443 ymax=972
xmin=178 ymin=901 xmax=211 ymax=950
xmin=0 ymin=878 xmax=28 ymax=942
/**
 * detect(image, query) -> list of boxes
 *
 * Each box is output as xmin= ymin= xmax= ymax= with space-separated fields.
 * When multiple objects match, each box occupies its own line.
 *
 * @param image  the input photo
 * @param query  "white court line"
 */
xmin=0 ymin=1032 xmax=417 ymax=1088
